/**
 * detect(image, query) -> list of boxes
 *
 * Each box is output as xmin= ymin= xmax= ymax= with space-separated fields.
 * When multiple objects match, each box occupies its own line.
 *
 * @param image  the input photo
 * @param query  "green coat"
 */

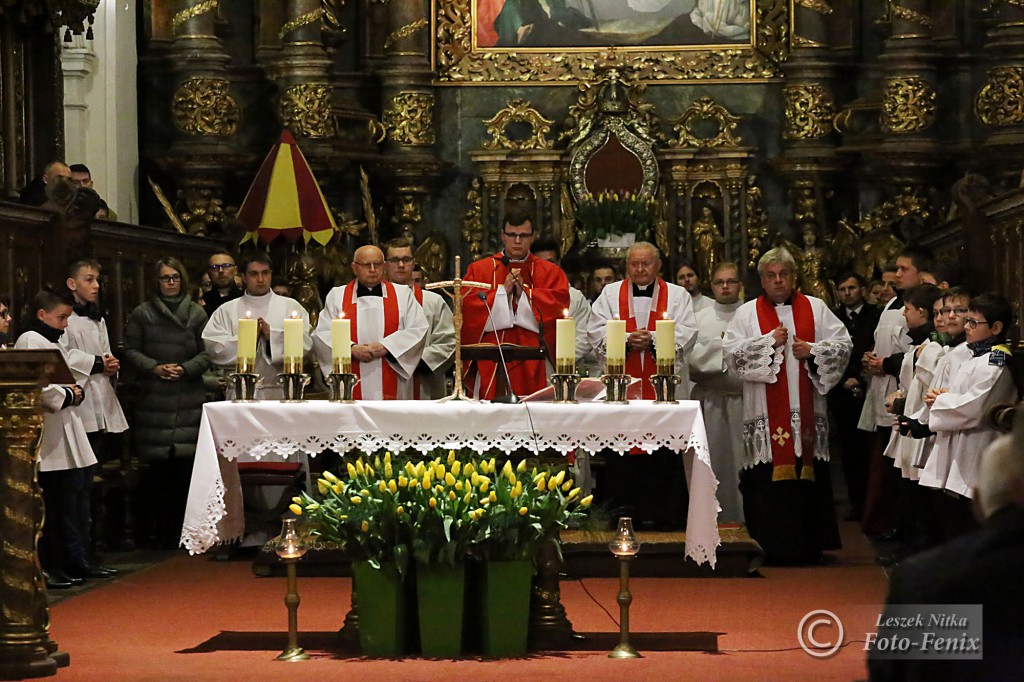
xmin=123 ymin=296 xmax=211 ymax=461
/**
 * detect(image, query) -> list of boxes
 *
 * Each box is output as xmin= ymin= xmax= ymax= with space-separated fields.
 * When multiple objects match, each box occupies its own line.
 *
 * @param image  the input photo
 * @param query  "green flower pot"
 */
xmin=353 ymin=561 xmax=408 ymax=657
xmin=479 ymin=560 xmax=533 ymax=657
xmin=416 ymin=563 xmax=466 ymax=658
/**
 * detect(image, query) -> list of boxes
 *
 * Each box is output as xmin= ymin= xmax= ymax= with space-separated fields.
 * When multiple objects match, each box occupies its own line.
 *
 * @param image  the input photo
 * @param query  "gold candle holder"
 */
xmin=601 ymin=374 xmax=631 ymax=404
xmin=236 ymin=356 xmax=255 ymax=374
xmin=656 ymin=359 xmax=675 ymax=376
xmin=283 ymin=357 xmax=302 ymax=375
xmin=332 ymin=357 xmax=352 ymax=375
xmin=606 ymin=360 xmax=625 ymax=376
xmin=555 ymin=358 xmax=575 ymax=375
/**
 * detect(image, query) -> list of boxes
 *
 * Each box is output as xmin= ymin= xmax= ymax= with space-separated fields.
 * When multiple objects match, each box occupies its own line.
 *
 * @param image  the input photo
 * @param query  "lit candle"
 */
xmin=332 ymin=314 xmax=352 ymax=374
xmin=237 ymin=311 xmax=257 ymax=373
xmin=555 ymin=309 xmax=575 ymax=374
xmin=283 ymin=311 xmax=303 ymax=374
xmin=606 ymin=318 xmax=626 ymax=375
xmin=656 ymin=314 xmax=675 ymax=375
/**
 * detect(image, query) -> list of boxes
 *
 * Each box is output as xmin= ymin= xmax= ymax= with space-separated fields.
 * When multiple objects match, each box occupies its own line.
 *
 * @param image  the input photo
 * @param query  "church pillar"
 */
xmin=974 ymin=0 xmax=1024 ymax=186
xmin=370 ymin=0 xmax=448 ymax=246
xmin=773 ymin=0 xmax=846 ymax=248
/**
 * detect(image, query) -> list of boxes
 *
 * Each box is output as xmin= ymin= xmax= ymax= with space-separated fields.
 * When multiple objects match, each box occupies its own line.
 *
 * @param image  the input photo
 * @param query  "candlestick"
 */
xmin=283 ymin=312 xmax=303 ymax=373
xmin=331 ymin=316 xmax=351 ymax=374
xmin=237 ymin=312 xmax=257 ymax=373
xmin=608 ymin=517 xmax=641 ymax=659
xmin=555 ymin=312 xmax=575 ymax=375
xmin=606 ymin=319 xmax=626 ymax=375
xmin=275 ymin=518 xmax=310 ymax=662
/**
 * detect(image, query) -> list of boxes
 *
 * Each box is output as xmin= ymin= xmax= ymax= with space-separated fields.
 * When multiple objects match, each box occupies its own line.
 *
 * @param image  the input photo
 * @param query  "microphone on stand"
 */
xmin=477 ymin=291 xmax=520 ymax=404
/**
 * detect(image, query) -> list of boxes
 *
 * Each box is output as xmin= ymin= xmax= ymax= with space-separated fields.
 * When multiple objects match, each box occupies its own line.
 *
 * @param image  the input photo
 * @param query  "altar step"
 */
xmin=560 ymin=525 xmax=763 ymax=579
xmin=250 ymin=525 xmax=762 ymax=578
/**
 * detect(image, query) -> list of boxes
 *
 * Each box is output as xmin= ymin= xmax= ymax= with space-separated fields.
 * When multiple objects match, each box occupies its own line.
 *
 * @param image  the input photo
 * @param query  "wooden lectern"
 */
xmin=461 ymin=344 xmax=546 ymax=400
xmin=0 ymin=350 xmax=74 ymax=680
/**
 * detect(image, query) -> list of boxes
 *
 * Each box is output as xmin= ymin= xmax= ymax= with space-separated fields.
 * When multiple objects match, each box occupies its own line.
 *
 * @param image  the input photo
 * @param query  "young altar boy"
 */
xmin=14 ymin=288 xmax=96 ymax=589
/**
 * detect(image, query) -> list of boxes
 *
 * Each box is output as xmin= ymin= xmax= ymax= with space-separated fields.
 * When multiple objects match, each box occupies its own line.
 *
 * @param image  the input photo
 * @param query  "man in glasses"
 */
xmin=314 ymin=244 xmax=428 ymax=400
xmin=203 ymin=251 xmax=242 ymax=315
xmin=689 ymin=262 xmax=746 ymax=523
xmin=461 ymin=208 xmax=569 ymax=399
xmin=381 ymin=237 xmax=454 ymax=399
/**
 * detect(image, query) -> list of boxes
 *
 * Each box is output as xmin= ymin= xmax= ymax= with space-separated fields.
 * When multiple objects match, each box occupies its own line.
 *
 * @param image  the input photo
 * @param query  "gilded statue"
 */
xmin=415 ymin=233 xmax=449 ymax=283
xmin=852 ymin=216 xmax=904 ymax=281
xmin=692 ymin=205 xmax=724 ymax=284
xmin=287 ymin=253 xmax=324 ymax=328
xmin=796 ymin=225 xmax=834 ymax=307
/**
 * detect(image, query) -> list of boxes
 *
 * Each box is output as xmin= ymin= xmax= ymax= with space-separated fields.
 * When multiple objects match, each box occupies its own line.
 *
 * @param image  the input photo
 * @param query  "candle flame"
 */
xmin=290 ymin=310 xmax=299 ymax=319
xmin=245 ymin=310 xmax=252 ymax=319
xmin=563 ymin=308 xmax=570 ymax=318
xmin=663 ymin=311 xmax=669 ymax=319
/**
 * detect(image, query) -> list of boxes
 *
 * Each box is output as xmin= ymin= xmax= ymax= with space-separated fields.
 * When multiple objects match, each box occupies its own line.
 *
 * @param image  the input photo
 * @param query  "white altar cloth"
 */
xmin=181 ymin=400 xmax=721 ymax=566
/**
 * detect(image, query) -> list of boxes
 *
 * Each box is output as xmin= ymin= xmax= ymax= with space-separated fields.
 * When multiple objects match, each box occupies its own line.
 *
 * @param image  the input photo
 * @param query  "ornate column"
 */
xmin=0 ymin=352 xmax=71 ymax=680
xmin=974 ymin=1 xmax=1024 ymax=187
xmin=773 ymin=0 xmax=845 ymax=250
xmin=370 ymin=0 xmax=448 ymax=247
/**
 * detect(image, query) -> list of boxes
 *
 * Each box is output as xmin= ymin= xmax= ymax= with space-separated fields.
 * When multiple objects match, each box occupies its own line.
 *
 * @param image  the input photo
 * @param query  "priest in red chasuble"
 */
xmin=723 ymin=247 xmax=852 ymax=565
xmin=461 ymin=209 xmax=570 ymax=399
xmin=313 ymin=245 xmax=428 ymax=400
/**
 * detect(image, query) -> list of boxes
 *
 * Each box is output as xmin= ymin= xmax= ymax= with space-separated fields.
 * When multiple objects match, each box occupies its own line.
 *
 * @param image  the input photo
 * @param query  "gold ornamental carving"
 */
xmin=461 ymin=178 xmax=484 ymax=259
xmin=887 ymin=1 xmax=933 ymax=29
xmin=433 ymin=0 xmax=791 ymax=84
xmin=280 ymin=83 xmax=336 ymax=138
xmin=880 ymin=77 xmax=936 ymax=134
xmin=670 ymin=97 xmax=743 ymax=148
xmin=975 ymin=66 xmax=1024 ymax=127
xmin=171 ymin=78 xmax=240 ymax=136
xmin=382 ymin=92 xmax=436 ymax=146
xmin=482 ymin=99 xmax=554 ymax=150
xmin=384 ymin=18 xmax=429 ymax=50
xmin=795 ymin=0 xmax=832 ymax=14
xmin=279 ymin=7 xmax=325 ymax=40
xmin=172 ymin=0 xmax=219 ymax=34
xmin=783 ymin=84 xmax=835 ymax=140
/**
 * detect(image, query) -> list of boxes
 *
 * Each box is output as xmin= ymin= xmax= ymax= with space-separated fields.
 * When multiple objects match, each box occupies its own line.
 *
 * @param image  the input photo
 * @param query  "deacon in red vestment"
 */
xmin=461 ymin=210 xmax=570 ymax=399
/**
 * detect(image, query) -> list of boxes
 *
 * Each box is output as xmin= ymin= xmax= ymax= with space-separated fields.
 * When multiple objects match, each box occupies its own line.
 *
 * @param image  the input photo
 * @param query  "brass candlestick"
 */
xmin=608 ymin=517 xmax=641 ymax=659
xmin=549 ymin=373 xmax=582 ymax=403
xmin=601 ymin=374 xmax=631 ymax=404
xmin=277 ymin=372 xmax=310 ymax=402
xmin=229 ymin=372 xmax=261 ymax=402
xmin=325 ymin=372 xmax=358 ymax=402
xmin=276 ymin=519 xmax=310 ymax=662
xmin=650 ymin=374 xmax=681 ymax=404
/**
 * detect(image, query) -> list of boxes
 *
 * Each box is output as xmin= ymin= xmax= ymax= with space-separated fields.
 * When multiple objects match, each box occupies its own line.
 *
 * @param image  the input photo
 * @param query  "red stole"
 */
xmin=412 ymin=284 xmax=424 ymax=399
xmin=618 ymin=278 xmax=669 ymax=400
xmin=342 ymin=280 xmax=400 ymax=400
xmin=755 ymin=292 xmax=816 ymax=481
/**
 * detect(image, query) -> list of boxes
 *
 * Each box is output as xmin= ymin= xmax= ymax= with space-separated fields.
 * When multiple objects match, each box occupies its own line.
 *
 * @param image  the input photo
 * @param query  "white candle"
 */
xmin=332 ymin=316 xmax=352 ymax=373
xmin=237 ymin=311 xmax=257 ymax=373
xmin=283 ymin=311 xmax=303 ymax=372
xmin=555 ymin=309 xmax=575 ymax=374
xmin=606 ymin=318 xmax=626 ymax=374
xmin=656 ymin=315 xmax=675 ymax=363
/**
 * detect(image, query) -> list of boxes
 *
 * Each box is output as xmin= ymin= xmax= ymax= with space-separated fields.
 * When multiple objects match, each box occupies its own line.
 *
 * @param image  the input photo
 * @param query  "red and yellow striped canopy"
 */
xmin=237 ymin=130 xmax=337 ymax=245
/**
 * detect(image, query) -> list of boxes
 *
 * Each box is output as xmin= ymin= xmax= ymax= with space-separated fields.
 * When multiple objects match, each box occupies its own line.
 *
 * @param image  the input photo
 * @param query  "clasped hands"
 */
xmin=861 ymin=351 xmax=886 ymax=376
xmin=770 ymin=325 xmax=813 ymax=359
xmin=627 ymin=329 xmax=653 ymax=352
xmin=352 ymin=343 xmax=388 ymax=363
xmin=924 ymin=387 xmax=949 ymax=407
xmin=153 ymin=363 xmax=185 ymax=380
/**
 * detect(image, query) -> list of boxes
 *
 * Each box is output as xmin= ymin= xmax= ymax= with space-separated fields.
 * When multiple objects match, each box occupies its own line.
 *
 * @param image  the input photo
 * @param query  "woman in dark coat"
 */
xmin=124 ymin=257 xmax=210 ymax=546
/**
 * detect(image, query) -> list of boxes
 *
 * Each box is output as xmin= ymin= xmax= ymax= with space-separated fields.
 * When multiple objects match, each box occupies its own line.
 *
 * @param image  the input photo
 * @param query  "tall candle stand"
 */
xmin=608 ymin=517 xmax=642 ymax=659
xmin=275 ymin=518 xmax=310 ymax=662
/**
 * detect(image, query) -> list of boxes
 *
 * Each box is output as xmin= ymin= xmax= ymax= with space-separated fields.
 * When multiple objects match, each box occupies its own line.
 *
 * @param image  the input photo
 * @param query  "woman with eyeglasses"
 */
xmin=0 ymin=295 xmax=11 ymax=346
xmin=123 ymin=257 xmax=211 ymax=547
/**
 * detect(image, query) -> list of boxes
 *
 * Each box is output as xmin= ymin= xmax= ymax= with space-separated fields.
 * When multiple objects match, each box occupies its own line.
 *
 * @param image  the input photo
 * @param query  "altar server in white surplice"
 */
xmin=723 ymin=248 xmax=851 ymax=565
xmin=314 ymin=244 xmax=428 ymax=400
xmin=588 ymin=242 xmax=698 ymax=400
xmin=688 ymin=262 xmax=745 ymax=523
xmin=383 ymin=237 xmax=454 ymax=399
xmin=203 ymin=252 xmax=312 ymax=400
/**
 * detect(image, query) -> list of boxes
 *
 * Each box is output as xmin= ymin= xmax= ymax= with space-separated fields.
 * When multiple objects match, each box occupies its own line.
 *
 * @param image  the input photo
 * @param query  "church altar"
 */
xmin=181 ymin=400 xmax=721 ymax=566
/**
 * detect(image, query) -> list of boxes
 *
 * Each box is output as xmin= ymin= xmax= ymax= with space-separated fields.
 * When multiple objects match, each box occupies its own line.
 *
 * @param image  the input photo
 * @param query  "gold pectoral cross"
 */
xmin=771 ymin=427 xmax=791 ymax=446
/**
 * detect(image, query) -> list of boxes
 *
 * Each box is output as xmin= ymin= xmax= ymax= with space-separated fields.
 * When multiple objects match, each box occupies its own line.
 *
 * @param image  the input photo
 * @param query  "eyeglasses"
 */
xmin=386 ymin=256 xmax=414 ymax=265
xmin=210 ymin=263 xmax=235 ymax=271
xmin=502 ymin=231 xmax=533 ymax=241
xmin=964 ymin=318 xmax=989 ymax=329
xmin=712 ymin=278 xmax=741 ymax=286
xmin=158 ymin=275 xmax=182 ymax=283
xmin=940 ymin=307 xmax=968 ymax=317
xmin=354 ymin=261 xmax=385 ymax=269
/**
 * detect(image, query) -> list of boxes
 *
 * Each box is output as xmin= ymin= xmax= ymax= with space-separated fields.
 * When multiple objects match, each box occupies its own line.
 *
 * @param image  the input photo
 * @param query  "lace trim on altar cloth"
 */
xmin=728 ymin=333 xmax=783 ymax=383
xmin=181 ymin=476 xmax=234 ymax=555
xmin=216 ymin=432 xmax=712 ymax=467
xmin=809 ymin=340 xmax=851 ymax=393
xmin=687 ymin=538 xmax=721 ymax=569
xmin=741 ymin=412 xmax=830 ymax=470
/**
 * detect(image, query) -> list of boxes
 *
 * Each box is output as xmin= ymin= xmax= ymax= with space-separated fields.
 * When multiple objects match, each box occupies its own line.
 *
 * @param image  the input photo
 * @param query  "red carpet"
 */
xmin=48 ymin=521 xmax=887 ymax=681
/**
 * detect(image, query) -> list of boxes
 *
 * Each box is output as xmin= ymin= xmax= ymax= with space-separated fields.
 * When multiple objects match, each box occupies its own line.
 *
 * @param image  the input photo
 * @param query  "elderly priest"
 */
xmin=723 ymin=247 xmax=852 ymax=564
xmin=314 ymin=244 xmax=428 ymax=400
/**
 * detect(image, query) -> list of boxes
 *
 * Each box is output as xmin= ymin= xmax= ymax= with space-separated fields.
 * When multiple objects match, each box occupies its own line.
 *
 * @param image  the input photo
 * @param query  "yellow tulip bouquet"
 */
xmin=291 ymin=449 xmax=593 ymax=576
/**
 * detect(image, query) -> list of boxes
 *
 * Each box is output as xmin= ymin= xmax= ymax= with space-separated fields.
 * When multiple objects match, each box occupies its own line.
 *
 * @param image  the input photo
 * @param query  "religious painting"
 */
xmin=433 ymin=0 xmax=791 ymax=84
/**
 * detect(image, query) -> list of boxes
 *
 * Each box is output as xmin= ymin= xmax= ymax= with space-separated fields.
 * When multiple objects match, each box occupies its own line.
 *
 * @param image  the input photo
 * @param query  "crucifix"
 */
xmin=426 ymin=255 xmax=488 ymax=401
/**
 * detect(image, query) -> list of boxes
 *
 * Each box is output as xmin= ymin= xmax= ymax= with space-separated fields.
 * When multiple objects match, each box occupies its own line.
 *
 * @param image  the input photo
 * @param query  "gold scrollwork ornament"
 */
xmin=881 ymin=77 xmax=936 ymax=134
xmin=670 ymin=96 xmax=743 ymax=148
xmin=382 ymin=92 xmax=436 ymax=146
xmin=482 ymin=99 xmax=554 ymax=150
xmin=281 ymin=83 xmax=337 ymax=138
xmin=783 ymin=84 xmax=835 ymax=140
xmin=975 ymin=66 xmax=1024 ymax=127
xmin=171 ymin=78 xmax=240 ymax=136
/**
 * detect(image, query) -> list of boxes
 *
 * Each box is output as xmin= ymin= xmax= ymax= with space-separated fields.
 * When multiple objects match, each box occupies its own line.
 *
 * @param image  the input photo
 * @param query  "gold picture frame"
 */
xmin=433 ymin=0 xmax=791 ymax=85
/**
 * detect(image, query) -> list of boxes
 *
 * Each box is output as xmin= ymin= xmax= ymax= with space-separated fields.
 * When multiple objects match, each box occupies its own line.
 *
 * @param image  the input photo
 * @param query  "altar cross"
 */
xmin=426 ymin=255 xmax=488 ymax=401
